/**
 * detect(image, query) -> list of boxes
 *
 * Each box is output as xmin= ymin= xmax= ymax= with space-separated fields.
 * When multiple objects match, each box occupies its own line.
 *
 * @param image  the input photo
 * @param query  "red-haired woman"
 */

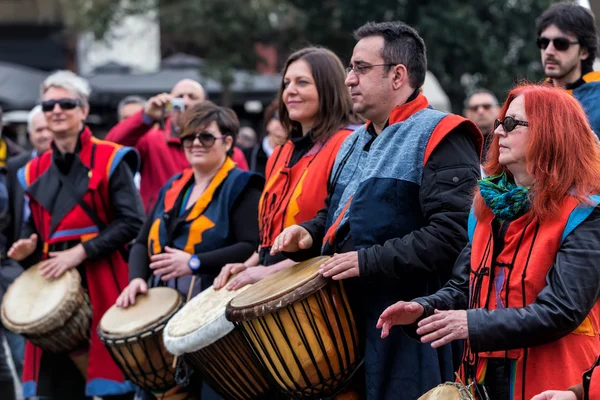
xmin=376 ymin=84 xmax=600 ymax=400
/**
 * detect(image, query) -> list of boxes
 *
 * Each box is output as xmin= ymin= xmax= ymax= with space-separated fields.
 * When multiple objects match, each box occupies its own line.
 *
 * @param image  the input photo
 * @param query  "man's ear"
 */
xmin=580 ymin=47 xmax=590 ymax=61
xmin=391 ymin=64 xmax=409 ymax=90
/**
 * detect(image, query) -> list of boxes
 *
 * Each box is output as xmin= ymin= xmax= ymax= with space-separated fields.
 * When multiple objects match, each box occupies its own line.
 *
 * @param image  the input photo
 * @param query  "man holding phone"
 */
xmin=106 ymin=79 xmax=248 ymax=213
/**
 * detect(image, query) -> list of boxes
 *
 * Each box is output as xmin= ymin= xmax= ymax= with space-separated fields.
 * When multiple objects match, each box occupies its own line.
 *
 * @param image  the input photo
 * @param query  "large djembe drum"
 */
xmin=1 ymin=263 xmax=92 ymax=376
xmin=226 ymin=256 xmax=362 ymax=399
xmin=163 ymin=284 xmax=271 ymax=400
xmin=98 ymin=287 xmax=184 ymax=393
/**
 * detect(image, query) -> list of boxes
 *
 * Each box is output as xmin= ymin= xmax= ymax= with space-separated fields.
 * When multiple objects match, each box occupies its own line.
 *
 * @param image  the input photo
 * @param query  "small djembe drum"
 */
xmin=418 ymin=382 xmax=475 ymax=400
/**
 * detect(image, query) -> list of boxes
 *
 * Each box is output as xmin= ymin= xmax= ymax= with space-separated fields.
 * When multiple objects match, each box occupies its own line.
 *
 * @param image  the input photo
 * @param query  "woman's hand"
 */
xmin=226 ymin=266 xmax=274 ymax=291
xmin=531 ymin=390 xmax=577 ymax=400
xmin=416 ymin=309 xmax=468 ymax=348
xmin=8 ymin=234 xmax=38 ymax=261
xmin=214 ymin=263 xmax=248 ymax=290
xmin=270 ymin=225 xmax=313 ymax=255
xmin=149 ymin=246 xmax=193 ymax=281
xmin=376 ymin=301 xmax=425 ymax=338
xmin=39 ymin=244 xmax=87 ymax=280
xmin=116 ymin=278 xmax=148 ymax=308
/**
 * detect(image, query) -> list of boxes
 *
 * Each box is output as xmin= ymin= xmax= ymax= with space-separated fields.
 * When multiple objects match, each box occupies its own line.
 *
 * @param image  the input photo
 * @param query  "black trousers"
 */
xmin=0 ymin=326 xmax=15 ymax=400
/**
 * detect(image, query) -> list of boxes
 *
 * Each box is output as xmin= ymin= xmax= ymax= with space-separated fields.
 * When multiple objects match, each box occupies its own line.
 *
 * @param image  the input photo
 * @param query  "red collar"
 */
xmin=365 ymin=93 xmax=430 ymax=131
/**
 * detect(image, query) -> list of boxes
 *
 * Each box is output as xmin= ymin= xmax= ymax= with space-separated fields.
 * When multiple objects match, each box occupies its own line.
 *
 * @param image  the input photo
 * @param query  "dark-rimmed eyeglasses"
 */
xmin=468 ymin=103 xmax=495 ymax=112
xmin=181 ymin=132 xmax=226 ymax=148
xmin=536 ymin=37 xmax=579 ymax=51
xmin=41 ymin=98 xmax=80 ymax=112
xmin=345 ymin=63 xmax=396 ymax=75
xmin=494 ymin=116 xmax=529 ymax=133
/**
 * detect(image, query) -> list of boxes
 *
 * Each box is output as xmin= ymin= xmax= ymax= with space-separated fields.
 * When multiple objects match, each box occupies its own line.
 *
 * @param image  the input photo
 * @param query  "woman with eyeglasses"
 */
xmin=115 ymin=101 xmax=262 ymax=398
xmin=376 ymin=84 xmax=600 ymax=400
xmin=213 ymin=47 xmax=361 ymax=291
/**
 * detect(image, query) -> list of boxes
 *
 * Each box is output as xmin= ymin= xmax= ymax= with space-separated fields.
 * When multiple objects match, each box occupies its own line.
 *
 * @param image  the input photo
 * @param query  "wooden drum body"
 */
xmin=98 ymin=287 xmax=184 ymax=392
xmin=226 ymin=256 xmax=361 ymax=399
xmin=164 ymin=285 xmax=271 ymax=400
xmin=1 ymin=263 xmax=92 ymax=353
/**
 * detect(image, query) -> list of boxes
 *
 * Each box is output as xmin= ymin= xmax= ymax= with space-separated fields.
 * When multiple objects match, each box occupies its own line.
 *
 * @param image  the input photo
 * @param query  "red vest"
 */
xmin=259 ymin=129 xmax=352 ymax=248
xmin=466 ymin=196 xmax=600 ymax=399
xmin=20 ymin=127 xmax=136 ymax=396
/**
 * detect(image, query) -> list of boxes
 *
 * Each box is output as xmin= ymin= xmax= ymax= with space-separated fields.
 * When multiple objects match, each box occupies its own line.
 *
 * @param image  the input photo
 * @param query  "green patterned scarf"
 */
xmin=478 ymin=172 xmax=530 ymax=220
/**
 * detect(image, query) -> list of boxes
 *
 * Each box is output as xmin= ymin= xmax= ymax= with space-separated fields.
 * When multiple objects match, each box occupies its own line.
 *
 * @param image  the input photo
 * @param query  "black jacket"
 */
xmin=4 ymin=151 xmax=32 ymax=248
xmin=410 ymin=207 xmax=600 ymax=353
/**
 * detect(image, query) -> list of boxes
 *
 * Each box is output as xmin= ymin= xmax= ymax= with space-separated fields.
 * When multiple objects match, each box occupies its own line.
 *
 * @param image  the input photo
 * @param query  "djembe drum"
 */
xmin=1 ymin=263 xmax=92 ymax=376
xmin=226 ymin=256 xmax=361 ymax=399
xmin=163 ymin=284 xmax=271 ymax=400
xmin=98 ymin=287 xmax=184 ymax=393
xmin=418 ymin=383 xmax=475 ymax=400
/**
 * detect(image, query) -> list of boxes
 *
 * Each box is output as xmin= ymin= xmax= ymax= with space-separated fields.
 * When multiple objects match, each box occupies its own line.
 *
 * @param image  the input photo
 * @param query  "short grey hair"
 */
xmin=117 ymin=95 xmax=146 ymax=118
xmin=464 ymin=89 xmax=499 ymax=108
xmin=27 ymin=105 xmax=44 ymax=133
xmin=41 ymin=70 xmax=91 ymax=109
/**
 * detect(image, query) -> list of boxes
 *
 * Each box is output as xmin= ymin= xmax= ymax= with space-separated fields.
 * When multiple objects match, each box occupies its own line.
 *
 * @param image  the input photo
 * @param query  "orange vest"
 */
xmin=259 ymin=129 xmax=352 ymax=248
xmin=466 ymin=196 xmax=600 ymax=399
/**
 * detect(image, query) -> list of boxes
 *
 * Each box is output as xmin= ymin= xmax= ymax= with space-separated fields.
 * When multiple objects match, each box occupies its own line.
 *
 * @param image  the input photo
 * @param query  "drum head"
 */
xmin=1 ymin=263 xmax=80 ymax=327
xmin=226 ymin=256 xmax=330 ymax=321
xmin=418 ymin=383 xmax=471 ymax=400
xmin=100 ymin=287 xmax=182 ymax=338
xmin=163 ymin=284 xmax=249 ymax=355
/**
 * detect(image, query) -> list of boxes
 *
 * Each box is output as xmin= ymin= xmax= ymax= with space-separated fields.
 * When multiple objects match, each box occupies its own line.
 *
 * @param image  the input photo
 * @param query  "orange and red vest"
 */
xmin=258 ymin=128 xmax=353 ymax=249
xmin=466 ymin=195 xmax=600 ymax=399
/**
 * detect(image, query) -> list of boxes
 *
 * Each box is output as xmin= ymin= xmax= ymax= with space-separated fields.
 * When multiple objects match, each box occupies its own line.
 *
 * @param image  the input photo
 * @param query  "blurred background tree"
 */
xmin=62 ymin=0 xmax=555 ymax=111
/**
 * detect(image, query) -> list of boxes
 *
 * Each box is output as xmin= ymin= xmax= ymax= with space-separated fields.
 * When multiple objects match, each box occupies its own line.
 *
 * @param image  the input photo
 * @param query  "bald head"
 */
xmin=171 ymin=79 xmax=206 ymax=109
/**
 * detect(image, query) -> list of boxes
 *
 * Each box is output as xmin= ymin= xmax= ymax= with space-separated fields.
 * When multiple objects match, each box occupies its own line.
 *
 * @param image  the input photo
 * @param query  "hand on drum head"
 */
xmin=8 ymin=234 xmax=38 ymax=261
xmin=149 ymin=246 xmax=193 ymax=280
xmin=226 ymin=266 xmax=273 ymax=291
xmin=214 ymin=263 xmax=248 ymax=290
xmin=376 ymin=301 xmax=425 ymax=339
xmin=531 ymin=390 xmax=577 ymax=400
xmin=39 ymin=244 xmax=87 ymax=280
xmin=116 ymin=278 xmax=148 ymax=308
xmin=270 ymin=225 xmax=313 ymax=256
xmin=319 ymin=251 xmax=360 ymax=280
xmin=416 ymin=309 xmax=468 ymax=348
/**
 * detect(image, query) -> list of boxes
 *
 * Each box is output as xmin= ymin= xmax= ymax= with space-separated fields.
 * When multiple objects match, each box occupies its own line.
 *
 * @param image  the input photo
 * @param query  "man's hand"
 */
xmin=416 ymin=309 xmax=469 ymax=348
xmin=144 ymin=93 xmax=173 ymax=121
xmin=531 ymin=391 xmax=577 ymax=400
xmin=270 ymin=225 xmax=313 ymax=255
xmin=39 ymin=244 xmax=87 ymax=280
xmin=8 ymin=234 xmax=38 ymax=261
xmin=226 ymin=266 xmax=274 ymax=291
xmin=149 ymin=246 xmax=193 ymax=281
xmin=319 ymin=252 xmax=360 ymax=280
xmin=376 ymin=301 xmax=425 ymax=338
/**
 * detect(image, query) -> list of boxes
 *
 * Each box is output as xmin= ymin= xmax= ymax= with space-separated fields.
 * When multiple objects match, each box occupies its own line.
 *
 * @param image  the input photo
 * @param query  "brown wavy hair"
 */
xmin=278 ymin=47 xmax=359 ymax=142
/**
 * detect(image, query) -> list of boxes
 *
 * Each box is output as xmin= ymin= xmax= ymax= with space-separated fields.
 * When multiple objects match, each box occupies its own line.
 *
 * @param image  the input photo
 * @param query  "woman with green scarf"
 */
xmin=376 ymin=84 xmax=600 ymax=400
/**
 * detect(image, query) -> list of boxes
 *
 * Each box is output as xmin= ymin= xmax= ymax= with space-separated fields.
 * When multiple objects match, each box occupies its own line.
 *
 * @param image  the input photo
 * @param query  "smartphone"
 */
xmin=165 ymin=97 xmax=185 ymax=112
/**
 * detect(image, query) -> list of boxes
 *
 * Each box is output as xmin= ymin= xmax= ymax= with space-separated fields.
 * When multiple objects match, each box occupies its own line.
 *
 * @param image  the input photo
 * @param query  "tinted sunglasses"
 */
xmin=536 ymin=37 xmax=579 ymax=51
xmin=181 ymin=132 xmax=226 ymax=148
xmin=468 ymin=103 xmax=494 ymax=112
xmin=494 ymin=116 xmax=529 ymax=133
xmin=41 ymin=98 xmax=80 ymax=112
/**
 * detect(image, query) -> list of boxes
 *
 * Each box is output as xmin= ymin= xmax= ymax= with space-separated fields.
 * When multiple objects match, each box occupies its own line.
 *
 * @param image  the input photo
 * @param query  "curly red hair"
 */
xmin=476 ymin=83 xmax=600 ymax=221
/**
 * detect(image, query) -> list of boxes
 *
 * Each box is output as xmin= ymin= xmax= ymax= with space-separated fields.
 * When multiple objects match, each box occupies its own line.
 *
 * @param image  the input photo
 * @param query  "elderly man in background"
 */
xmin=117 ymin=95 xmax=146 ymax=121
xmin=106 ymin=79 xmax=248 ymax=213
xmin=464 ymin=89 xmax=499 ymax=163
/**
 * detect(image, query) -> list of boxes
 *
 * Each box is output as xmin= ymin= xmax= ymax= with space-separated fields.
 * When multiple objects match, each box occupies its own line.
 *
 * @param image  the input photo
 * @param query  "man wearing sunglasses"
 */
xmin=536 ymin=3 xmax=600 ymax=137
xmin=464 ymin=89 xmax=500 ymax=163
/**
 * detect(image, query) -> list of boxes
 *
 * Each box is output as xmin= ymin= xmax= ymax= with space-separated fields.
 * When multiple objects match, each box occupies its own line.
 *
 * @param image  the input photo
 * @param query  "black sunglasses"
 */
xmin=494 ymin=116 xmax=529 ymax=133
xmin=181 ymin=132 xmax=226 ymax=148
xmin=536 ymin=37 xmax=579 ymax=51
xmin=41 ymin=98 xmax=80 ymax=112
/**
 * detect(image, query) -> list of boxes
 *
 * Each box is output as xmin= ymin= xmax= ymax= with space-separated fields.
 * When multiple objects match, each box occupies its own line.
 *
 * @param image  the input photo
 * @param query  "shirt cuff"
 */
xmin=142 ymin=112 xmax=155 ymax=126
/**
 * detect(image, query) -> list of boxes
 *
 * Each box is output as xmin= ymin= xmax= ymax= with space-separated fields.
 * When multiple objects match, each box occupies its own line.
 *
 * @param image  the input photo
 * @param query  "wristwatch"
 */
xmin=188 ymin=255 xmax=201 ymax=273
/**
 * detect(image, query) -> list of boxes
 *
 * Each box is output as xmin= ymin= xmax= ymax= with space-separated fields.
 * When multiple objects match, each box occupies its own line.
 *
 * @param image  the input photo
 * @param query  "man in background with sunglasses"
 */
xmin=464 ymin=89 xmax=499 ymax=160
xmin=536 ymin=2 xmax=600 ymax=137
